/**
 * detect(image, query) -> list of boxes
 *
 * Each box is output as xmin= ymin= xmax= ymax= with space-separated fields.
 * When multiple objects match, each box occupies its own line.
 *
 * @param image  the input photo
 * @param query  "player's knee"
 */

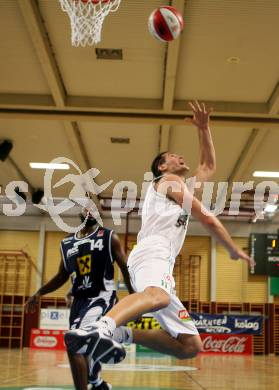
xmin=177 ymin=346 xmax=200 ymax=360
xmin=143 ymin=287 xmax=170 ymax=309
xmin=177 ymin=339 xmax=202 ymax=359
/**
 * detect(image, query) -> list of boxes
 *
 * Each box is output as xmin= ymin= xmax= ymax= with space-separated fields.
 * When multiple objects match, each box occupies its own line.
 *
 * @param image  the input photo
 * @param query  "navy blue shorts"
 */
xmin=69 ymin=290 xmax=117 ymax=330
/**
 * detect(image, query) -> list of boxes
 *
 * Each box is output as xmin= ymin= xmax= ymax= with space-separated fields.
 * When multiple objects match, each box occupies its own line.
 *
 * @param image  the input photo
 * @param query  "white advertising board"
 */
xmin=40 ymin=308 xmax=70 ymax=330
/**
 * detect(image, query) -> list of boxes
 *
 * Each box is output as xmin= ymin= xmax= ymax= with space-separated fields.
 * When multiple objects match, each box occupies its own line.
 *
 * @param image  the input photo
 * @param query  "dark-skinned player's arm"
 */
xmin=111 ymin=232 xmax=134 ymax=294
xmin=188 ymin=101 xmax=216 ymax=183
xmin=65 ymin=286 xmax=74 ymax=308
xmin=25 ymin=259 xmax=70 ymax=314
xmin=159 ymin=175 xmax=255 ymax=267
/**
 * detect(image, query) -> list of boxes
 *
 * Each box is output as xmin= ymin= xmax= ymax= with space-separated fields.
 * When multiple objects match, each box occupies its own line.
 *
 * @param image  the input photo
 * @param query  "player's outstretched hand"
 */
xmin=188 ymin=100 xmax=213 ymax=131
xmin=25 ymin=294 xmax=40 ymax=314
xmin=230 ymin=248 xmax=256 ymax=268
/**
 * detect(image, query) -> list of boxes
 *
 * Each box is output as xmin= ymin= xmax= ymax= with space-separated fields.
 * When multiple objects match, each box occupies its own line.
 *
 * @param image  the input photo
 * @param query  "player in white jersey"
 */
xmin=64 ymin=102 xmax=255 ymax=364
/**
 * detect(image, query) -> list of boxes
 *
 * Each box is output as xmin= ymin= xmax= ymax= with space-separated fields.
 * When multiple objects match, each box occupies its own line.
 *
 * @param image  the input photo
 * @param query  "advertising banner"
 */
xmin=200 ymin=334 xmax=253 ymax=355
xmin=30 ymin=329 xmax=66 ymax=350
xmin=190 ymin=313 xmax=263 ymax=334
xmin=40 ymin=308 xmax=70 ymax=330
xmin=127 ymin=313 xmax=263 ymax=335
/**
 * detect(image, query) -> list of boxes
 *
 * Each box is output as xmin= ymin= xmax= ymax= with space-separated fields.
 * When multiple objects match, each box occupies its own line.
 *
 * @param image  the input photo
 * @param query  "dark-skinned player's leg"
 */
xmin=67 ymin=299 xmax=90 ymax=390
xmin=88 ymin=360 xmax=112 ymax=390
xmin=67 ymin=298 xmax=106 ymax=388
xmin=66 ymin=293 xmax=118 ymax=385
xmin=67 ymin=352 xmax=88 ymax=390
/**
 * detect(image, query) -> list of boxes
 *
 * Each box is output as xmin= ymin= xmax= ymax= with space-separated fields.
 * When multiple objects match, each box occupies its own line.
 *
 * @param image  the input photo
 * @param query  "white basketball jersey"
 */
xmin=137 ymin=181 xmax=189 ymax=258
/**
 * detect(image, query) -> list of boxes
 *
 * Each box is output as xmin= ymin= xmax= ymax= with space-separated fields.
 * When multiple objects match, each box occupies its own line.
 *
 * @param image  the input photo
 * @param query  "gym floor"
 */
xmin=0 ymin=348 xmax=278 ymax=390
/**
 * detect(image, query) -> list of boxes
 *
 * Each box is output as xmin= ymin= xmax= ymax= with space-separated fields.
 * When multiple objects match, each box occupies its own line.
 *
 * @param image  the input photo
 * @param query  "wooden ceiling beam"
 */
xmin=163 ymin=0 xmax=185 ymax=111
xmin=63 ymin=122 xmax=90 ymax=172
xmin=159 ymin=1 xmax=185 ymax=156
xmin=0 ymin=94 xmax=270 ymax=117
xmin=227 ymin=128 xmax=269 ymax=183
xmin=159 ymin=125 xmax=171 ymax=152
xmin=17 ymin=0 xmax=97 ymax=209
xmin=18 ymin=0 xmax=66 ymax=107
xmin=268 ymin=81 xmax=279 ymax=115
xmin=2 ymin=107 xmax=279 ymax=128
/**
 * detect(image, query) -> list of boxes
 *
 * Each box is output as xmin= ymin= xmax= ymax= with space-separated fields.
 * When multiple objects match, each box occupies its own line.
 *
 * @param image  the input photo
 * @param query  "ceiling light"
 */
xmin=264 ymin=204 xmax=278 ymax=213
xmin=30 ymin=162 xmax=70 ymax=170
xmin=253 ymin=171 xmax=279 ymax=178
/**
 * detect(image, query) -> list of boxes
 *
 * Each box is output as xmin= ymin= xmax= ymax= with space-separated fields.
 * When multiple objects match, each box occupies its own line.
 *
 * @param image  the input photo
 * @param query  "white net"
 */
xmin=59 ymin=0 xmax=121 ymax=47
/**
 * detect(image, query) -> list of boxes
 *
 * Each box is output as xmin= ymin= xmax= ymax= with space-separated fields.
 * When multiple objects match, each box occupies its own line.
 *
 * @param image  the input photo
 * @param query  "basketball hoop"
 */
xmin=58 ymin=0 xmax=122 ymax=46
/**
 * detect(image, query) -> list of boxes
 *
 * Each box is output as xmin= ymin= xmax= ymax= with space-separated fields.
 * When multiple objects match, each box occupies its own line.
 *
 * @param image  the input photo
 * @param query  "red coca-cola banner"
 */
xmin=200 ymin=334 xmax=253 ymax=355
xmin=30 ymin=329 xmax=66 ymax=350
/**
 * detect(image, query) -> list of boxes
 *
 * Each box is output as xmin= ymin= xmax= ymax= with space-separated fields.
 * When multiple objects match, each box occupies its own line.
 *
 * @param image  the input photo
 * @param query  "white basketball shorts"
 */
xmin=127 ymin=235 xmax=198 ymax=338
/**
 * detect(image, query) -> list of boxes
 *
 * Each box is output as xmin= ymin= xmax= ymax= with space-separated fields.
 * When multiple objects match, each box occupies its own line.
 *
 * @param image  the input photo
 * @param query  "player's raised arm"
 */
xmin=159 ymin=174 xmax=255 ymax=267
xmin=25 ymin=259 xmax=70 ymax=313
xmin=188 ymin=101 xmax=216 ymax=182
xmin=111 ymin=232 xmax=134 ymax=294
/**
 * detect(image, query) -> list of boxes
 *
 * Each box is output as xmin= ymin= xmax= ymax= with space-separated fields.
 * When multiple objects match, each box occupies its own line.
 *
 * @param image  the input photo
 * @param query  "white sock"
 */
xmin=89 ymin=374 xmax=102 ymax=386
xmin=98 ymin=316 xmax=116 ymax=335
xmin=113 ymin=326 xmax=133 ymax=344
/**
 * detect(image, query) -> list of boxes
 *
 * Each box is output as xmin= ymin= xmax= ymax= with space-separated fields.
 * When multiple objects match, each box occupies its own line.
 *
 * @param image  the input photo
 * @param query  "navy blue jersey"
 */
xmin=60 ymin=227 xmax=116 ymax=298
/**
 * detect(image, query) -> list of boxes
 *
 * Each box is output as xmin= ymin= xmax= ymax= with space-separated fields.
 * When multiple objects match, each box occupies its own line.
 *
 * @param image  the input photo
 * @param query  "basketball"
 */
xmin=148 ymin=6 xmax=184 ymax=42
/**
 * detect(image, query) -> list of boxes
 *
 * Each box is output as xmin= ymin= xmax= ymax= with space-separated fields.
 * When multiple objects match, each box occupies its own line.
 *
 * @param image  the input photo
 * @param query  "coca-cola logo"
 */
xmin=202 ymin=336 xmax=248 ymax=353
xmin=34 ymin=336 xmax=58 ymax=348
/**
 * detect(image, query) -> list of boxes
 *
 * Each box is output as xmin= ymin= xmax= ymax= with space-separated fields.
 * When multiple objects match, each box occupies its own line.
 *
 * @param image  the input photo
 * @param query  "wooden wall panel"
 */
xmin=217 ymin=237 xmax=267 ymax=303
xmin=0 ymin=231 xmax=39 ymax=295
xmin=180 ymin=236 xmax=211 ymax=302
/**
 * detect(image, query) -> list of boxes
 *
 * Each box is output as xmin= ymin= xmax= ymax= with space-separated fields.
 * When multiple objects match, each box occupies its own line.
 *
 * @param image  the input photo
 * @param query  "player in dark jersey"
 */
xmin=25 ymin=208 xmax=133 ymax=390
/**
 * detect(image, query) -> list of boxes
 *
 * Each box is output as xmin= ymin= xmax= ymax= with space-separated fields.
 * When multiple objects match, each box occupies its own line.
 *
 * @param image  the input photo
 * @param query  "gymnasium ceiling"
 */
xmin=0 ymin=0 xmax=279 ymax=222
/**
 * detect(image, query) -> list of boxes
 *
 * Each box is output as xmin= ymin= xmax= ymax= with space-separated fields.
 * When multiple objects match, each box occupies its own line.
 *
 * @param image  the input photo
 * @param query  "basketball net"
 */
xmin=59 ymin=0 xmax=122 ymax=46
